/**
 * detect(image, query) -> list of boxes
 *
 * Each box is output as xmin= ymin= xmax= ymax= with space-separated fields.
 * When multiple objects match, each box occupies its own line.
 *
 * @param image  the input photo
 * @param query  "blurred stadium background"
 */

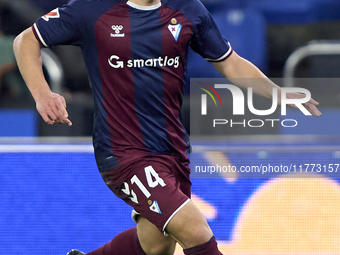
xmin=1 ymin=0 xmax=340 ymax=254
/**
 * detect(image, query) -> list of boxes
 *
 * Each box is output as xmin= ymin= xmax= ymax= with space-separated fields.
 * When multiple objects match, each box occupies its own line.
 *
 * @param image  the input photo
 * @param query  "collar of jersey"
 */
xmin=126 ymin=1 xmax=161 ymax=10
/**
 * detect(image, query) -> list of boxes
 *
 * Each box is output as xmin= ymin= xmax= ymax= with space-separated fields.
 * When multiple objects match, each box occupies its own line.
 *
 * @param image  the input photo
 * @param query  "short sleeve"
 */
xmin=32 ymin=0 xmax=84 ymax=47
xmin=190 ymin=2 xmax=233 ymax=62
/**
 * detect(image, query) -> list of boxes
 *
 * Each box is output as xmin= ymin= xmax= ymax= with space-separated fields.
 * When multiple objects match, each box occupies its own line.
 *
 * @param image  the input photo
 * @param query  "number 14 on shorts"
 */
xmin=121 ymin=165 xmax=166 ymax=204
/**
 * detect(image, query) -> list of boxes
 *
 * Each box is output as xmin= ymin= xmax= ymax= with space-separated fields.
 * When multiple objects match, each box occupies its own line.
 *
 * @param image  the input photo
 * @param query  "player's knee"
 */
xmin=165 ymin=201 xmax=214 ymax=248
xmin=183 ymin=223 xmax=213 ymax=248
xmin=144 ymin=238 xmax=176 ymax=255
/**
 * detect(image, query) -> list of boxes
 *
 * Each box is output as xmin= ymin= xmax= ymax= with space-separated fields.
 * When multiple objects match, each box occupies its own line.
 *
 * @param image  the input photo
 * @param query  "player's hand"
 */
xmin=286 ymin=92 xmax=322 ymax=117
xmin=35 ymin=91 xmax=72 ymax=126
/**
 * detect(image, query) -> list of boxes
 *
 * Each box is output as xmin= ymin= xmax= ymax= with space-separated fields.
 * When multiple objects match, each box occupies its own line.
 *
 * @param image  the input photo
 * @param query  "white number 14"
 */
xmin=123 ymin=165 xmax=166 ymax=203
xmin=144 ymin=165 xmax=166 ymax=188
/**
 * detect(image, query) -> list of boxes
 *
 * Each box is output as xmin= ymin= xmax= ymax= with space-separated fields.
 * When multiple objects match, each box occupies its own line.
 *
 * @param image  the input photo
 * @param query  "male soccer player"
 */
xmin=13 ymin=0 xmax=321 ymax=254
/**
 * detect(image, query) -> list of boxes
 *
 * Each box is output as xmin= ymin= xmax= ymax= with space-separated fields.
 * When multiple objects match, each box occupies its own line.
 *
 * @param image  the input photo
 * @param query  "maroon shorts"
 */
xmin=100 ymin=154 xmax=191 ymax=234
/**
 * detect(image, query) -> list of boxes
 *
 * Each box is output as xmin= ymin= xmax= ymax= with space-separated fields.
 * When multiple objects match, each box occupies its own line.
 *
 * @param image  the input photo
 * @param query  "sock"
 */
xmin=183 ymin=237 xmax=223 ymax=255
xmin=87 ymin=227 xmax=147 ymax=255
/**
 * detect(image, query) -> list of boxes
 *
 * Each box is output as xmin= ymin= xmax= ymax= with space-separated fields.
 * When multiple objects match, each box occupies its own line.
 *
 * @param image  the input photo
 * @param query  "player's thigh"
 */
xmin=165 ymin=200 xmax=213 ymax=249
xmin=137 ymin=216 xmax=176 ymax=255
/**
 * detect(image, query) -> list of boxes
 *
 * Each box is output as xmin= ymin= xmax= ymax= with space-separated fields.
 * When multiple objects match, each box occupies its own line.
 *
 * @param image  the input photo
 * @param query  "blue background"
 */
xmin=1 ymin=142 xmax=340 ymax=254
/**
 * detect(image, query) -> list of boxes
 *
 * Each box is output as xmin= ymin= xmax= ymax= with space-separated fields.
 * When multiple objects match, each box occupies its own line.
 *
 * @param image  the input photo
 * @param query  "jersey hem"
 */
xmin=131 ymin=209 xmax=140 ymax=224
xmin=162 ymin=198 xmax=190 ymax=235
xmin=206 ymin=42 xmax=233 ymax=62
xmin=32 ymin=24 xmax=48 ymax=48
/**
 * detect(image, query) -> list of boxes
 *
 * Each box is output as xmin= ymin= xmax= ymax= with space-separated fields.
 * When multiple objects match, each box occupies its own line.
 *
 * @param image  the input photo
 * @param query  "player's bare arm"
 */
xmin=13 ymin=27 xmax=72 ymax=126
xmin=212 ymin=51 xmax=322 ymax=117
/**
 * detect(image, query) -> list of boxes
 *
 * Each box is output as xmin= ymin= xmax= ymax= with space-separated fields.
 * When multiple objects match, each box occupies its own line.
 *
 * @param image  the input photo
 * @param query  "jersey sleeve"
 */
xmin=32 ymin=0 xmax=84 ymax=47
xmin=190 ymin=2 xmax=233 ymax=62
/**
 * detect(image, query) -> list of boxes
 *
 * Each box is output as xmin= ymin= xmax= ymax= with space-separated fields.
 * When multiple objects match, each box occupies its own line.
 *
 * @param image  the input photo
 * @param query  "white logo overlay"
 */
xmin=168 ymin=24 xmax=182 ymax=41
xmin=108 ymin=55 xmax=180 ymax=69
xmin=111 ymin=25 xmax=125 ymax=37
xmin=200 ymin=84 xmax=313 ymax=128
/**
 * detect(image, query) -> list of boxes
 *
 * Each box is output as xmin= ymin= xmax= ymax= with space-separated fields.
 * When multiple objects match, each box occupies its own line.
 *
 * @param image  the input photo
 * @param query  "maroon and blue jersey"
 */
xmin=32 ymin=0 xmax=232 ymax=172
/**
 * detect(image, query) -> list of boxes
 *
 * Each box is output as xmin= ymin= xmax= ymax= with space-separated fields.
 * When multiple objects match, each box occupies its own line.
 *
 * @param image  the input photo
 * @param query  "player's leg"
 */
xmin=69 ymin=216 xmax=177 ymax=255
xmin=164 ymin=200 xmax=222 ymax=255
xmin=66 ymin=227 xmax=145 ymax=255
xmin=85 ymin=227 xmax=146 ymax=255
xmin=135 ymin=199 xmax=222 ymax=255
xmin=165 ymin=200 xmax=212 ymax=248
xmin=137 ymin=216 xmax=176 ymax=255
xmin=85 ymin=205 xmax=219 ymax=255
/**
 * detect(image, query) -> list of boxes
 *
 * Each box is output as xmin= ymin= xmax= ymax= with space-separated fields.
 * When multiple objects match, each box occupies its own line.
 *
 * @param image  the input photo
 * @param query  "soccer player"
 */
xmin=13 ymin=0 xmax=321 ymax=254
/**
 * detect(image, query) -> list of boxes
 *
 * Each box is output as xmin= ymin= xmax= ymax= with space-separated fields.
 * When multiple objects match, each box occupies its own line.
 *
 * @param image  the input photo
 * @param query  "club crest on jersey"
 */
xmin=42 ymin=8 xmax=60 ymax=21
xmin=149 ymin=200 xmax=162 ymax=214
xmin=111 ymin=25 xmax=125 ymax=38
xmin=168 ymin=18 xmax=182 ymax=42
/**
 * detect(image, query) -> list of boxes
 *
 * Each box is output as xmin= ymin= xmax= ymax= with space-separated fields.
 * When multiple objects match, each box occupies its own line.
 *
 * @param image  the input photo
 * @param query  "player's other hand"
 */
xmin=35 ymin=91 xmax=72 ymax=126
xmin=286 ymin=92 xmax=322 ymax=117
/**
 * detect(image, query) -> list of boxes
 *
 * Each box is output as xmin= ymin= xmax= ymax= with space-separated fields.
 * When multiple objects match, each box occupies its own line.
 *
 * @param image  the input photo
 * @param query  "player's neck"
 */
xmin=128 ymin=0 xmax=161 ymax=7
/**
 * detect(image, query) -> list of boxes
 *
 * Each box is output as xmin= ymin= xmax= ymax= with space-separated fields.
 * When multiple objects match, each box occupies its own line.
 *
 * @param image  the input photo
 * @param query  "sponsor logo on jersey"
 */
xmin=108 ymin=55 xmax=180 ymax=69
xmin=149 ymin=200 xmax=162 ymax=214
xmin=111 ymin=25 xmax=125 ymax=37
xmin=168 ymin=18 xmax=182 ymax=42
xmin=42 ymin=8 xmax=60 ymax=21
